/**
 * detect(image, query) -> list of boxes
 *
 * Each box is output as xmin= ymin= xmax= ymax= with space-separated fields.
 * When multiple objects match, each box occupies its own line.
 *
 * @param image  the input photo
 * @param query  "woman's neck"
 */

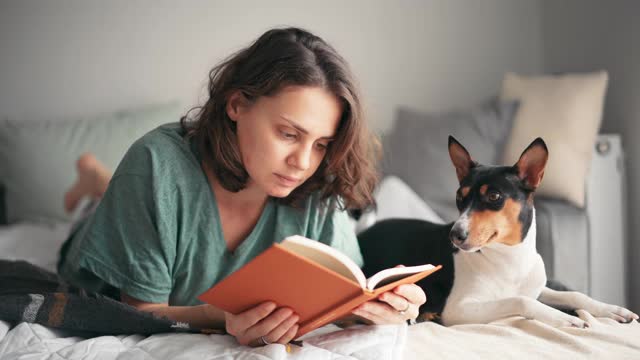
xmin=203 ymin=163 xmax=269 ymax=212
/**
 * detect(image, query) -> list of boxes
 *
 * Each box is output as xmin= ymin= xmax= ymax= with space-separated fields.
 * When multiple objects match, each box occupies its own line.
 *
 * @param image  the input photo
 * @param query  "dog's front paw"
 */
xmin=586 ymin=303 xmax=639 ymax=323
xmin=559 ymin=315 xmax=590 ymax=329
xmin=537 ymin=311 xmax=589 ymax=328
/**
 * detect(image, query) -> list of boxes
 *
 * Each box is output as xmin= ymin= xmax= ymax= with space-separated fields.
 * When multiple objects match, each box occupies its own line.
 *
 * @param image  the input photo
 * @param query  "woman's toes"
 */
xmin=64 ymin=189 xmax=79 ymax=213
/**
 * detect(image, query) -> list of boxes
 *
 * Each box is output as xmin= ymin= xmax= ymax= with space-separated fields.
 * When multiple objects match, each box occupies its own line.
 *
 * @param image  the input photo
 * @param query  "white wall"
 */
xmin=541 ymin=0 xmax=640 ymax=314
xmin=0 ymin=0 xmax=544 ymax=134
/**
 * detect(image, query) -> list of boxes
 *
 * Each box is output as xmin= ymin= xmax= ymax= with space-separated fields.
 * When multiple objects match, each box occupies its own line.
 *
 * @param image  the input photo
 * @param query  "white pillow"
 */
xmin=500 ymin=71 xmax=608 ymax=207
xmin=354 ymin=176 xmax=446 ymax=234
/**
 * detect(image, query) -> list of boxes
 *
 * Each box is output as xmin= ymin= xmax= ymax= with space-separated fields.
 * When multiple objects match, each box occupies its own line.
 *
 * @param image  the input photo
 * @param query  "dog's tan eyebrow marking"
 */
xmin=461 ymin=187 xmax=471 ymax=197
xmin=479 ymin=185 xmax=489 ymax=196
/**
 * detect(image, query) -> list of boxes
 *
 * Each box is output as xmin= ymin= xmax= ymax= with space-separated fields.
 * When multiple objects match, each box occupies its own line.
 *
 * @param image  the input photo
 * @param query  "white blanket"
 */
xmin=0 ymin=321 xmax=406 ymax=360
xmin=2 ymin=314 xmax=639 ymax=360
xmin=406 ymin=312 xmax=640 ymax=359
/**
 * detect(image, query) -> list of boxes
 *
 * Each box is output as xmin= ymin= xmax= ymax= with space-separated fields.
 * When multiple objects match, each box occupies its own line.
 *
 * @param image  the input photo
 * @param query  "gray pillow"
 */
xmin=0 ymin=102 xmax=182 ymax=223
xmin=382 ymin=99 xmax=519 ymax=222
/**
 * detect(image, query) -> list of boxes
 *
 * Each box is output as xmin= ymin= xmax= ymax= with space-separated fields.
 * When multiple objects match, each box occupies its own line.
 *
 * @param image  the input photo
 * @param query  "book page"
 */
xmin=280 ymin=235 xmax=366 ymax=289
xmin=366 ymin=264 xmax=435 ymax=291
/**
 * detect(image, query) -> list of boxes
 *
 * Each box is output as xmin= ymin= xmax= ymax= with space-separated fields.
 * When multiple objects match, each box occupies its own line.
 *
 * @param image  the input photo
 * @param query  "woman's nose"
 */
xmin=288 ymin=145 xmax=312 ymax=170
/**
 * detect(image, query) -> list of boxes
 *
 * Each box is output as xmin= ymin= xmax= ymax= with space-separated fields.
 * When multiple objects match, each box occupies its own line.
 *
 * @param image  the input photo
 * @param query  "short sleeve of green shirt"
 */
xmin=58 ymin=122 xmax=363 ymax=306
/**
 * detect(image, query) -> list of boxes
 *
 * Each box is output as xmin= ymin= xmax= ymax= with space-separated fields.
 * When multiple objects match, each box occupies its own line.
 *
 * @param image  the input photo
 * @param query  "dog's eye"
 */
xmin=487 ymin=191 xmax=502 ymax=202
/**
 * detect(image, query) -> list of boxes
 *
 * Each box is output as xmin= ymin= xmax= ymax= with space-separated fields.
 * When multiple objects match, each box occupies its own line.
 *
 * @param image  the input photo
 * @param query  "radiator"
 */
xmin=586 ymin=134 xmax=627 ymax=307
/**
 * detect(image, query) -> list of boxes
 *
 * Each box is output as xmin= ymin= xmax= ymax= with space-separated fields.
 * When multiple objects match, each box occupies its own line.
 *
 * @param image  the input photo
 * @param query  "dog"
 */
xmin=358 ymin=136 xmax=639 ymax=327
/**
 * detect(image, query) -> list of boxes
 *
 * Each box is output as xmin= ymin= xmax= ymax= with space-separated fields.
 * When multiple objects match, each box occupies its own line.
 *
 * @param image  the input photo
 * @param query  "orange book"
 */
xmin=198 ymin=235 xmax=441 ymax=338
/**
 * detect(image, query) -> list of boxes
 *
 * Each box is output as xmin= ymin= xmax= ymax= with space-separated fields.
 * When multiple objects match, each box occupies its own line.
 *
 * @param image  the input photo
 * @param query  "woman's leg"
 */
xmin=64 ymin=153 xmax=112 ymax=213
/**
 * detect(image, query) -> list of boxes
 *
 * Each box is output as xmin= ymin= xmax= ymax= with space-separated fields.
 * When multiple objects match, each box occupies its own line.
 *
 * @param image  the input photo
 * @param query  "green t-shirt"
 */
xmin=58 ymin=123 xmax=363 ymax=305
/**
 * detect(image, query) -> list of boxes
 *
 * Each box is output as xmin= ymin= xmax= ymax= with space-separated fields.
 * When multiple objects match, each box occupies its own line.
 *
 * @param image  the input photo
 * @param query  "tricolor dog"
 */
xmin=358 ymin=136 xmax=638 ymax=327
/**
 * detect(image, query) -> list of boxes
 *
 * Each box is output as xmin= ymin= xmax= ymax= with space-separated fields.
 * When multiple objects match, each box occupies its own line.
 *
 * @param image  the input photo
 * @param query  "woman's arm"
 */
xmin=121 ymin=292 xmax=226 ymax=329
xmin=121 ymin=292 xmax=300 ymax=346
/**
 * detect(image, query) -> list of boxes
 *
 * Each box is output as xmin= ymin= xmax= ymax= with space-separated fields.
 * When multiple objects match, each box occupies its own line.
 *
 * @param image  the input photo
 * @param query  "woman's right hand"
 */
xmin=219 ymin=301 xmax=300 ymax=347
xmin=121 ymin=292 xmax=298 ymax=347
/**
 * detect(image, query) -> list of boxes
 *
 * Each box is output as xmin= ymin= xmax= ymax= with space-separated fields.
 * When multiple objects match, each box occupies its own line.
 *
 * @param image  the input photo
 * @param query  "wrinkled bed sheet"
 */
xmin=0 ymin=321 xmax=406 ymax=360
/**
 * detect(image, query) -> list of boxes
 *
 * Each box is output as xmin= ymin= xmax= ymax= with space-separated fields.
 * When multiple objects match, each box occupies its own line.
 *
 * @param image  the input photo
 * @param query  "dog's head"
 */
xmin=447 ymin=136 xmax=548 ymax=252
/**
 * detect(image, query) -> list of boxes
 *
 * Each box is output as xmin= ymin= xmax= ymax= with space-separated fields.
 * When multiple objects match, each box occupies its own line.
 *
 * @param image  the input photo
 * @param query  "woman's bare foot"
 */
xmin=64 ymin=153 xmax=112 ymax=213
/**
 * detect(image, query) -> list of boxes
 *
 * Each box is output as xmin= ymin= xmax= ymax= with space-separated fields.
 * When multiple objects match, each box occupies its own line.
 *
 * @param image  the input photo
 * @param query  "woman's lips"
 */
xmin=275 ymin=174 xmax=301 ymax=187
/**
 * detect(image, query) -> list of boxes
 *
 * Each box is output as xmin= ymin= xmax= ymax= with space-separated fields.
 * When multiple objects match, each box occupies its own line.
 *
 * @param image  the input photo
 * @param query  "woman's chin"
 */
xmin=267 ymin=185 xmax=296 ymax=198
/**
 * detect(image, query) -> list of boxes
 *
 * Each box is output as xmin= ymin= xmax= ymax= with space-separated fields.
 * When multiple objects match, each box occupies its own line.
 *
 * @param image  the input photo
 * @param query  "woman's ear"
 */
xmin=226 ymin=90 xmax=249 ymax=122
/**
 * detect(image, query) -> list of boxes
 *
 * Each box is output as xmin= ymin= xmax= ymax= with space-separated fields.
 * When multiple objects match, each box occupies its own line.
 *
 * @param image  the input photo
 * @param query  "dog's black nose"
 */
xmin=450 ymin=227 xmax=468 ymax=245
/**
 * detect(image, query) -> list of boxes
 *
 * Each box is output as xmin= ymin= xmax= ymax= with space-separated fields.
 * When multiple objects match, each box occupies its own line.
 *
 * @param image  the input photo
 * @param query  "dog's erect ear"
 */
xmin=513 ymin=137 xmax=549 ymax=190
xmin=448 ymin=136 xmax=476 ymax=183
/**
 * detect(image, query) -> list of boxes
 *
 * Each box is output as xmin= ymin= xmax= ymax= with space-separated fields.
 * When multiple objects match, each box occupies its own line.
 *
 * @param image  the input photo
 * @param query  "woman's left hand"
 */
xmin=351 ymin=283 xmax=427 ymax=324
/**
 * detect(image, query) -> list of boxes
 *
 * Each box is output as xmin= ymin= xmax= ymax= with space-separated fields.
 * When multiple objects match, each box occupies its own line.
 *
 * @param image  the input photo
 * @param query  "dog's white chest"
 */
xmin=442 ymin=215 xmax=548 ymax=324
xmin=450 ymin=246 xmax=546 ymax=300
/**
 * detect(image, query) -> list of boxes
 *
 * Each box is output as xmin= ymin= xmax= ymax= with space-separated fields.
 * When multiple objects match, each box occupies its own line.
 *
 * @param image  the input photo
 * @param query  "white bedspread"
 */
xmin=2 ymin=314 xmax=639 ymax=360
xmin=406 ymin=312 xmax=640 ymax=359
xmin=0 ymin=321 xmax=406 ymax=360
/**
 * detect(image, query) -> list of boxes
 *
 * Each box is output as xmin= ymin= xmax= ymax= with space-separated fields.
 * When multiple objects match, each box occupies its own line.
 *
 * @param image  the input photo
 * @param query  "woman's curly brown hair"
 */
xmin=181 ymin=27 xmax=380 ymax=210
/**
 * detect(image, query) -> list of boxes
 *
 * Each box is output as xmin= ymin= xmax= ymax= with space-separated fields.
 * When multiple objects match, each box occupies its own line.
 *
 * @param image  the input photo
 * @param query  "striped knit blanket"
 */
xmin=0 ymin=260 xmax=219 ymax=336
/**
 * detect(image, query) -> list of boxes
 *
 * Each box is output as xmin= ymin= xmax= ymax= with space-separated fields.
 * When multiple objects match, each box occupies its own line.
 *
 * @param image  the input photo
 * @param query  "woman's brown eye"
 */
xmin=280 ymin=131 xmax=297 ymax=139
xmin=488 ymin=192 xmax=501 ymax=202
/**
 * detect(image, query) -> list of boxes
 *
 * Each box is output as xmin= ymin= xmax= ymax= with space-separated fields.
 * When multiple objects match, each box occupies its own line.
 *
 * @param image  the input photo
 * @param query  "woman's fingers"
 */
xmin=263 ymin=311 xmax=300 ymax=344
xmin=226 ymin=301 xmax=301 ymax=347
xmin=393 ymin=284 xmax=427 ymax=306
xmin=225 ymin=301 xmax=276 ymax=337
xmin=378 ymin=291 xmax=410 ymax=312
xmin=276 ymin=322 xmax=300 ymax=344
xmin=243 ymin=307 xmax=294 ymax=342
xmin=353 ymin=301 xmax=407 ymax=324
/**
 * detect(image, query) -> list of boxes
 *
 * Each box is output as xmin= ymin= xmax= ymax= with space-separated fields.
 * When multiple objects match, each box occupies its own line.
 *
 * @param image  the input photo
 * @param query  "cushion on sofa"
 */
xmin=382 ymin=98 xmax=519 ymax=222
xmin=0 ymin=102 xmax=183 ymax=223
xmin=500 ymin=71 xmax=608 ymax=208
xmin=534 ymin=197 xmax=589 ymax=293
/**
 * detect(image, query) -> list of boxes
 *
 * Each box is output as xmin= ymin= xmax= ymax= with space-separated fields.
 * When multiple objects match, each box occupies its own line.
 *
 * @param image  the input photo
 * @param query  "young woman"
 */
xmin=58 ymin=27 xmax=426 ymax=347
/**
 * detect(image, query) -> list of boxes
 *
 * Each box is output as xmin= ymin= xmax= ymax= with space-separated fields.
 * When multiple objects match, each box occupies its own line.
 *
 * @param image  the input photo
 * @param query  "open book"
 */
xmin=198 ymin=235 xmax=441 ymax=338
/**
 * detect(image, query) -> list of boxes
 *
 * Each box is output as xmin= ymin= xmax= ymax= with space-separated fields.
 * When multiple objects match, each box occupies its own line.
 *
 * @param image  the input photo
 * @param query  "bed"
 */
xmin=2 ymin=98 xmax=639 ymax=359
xmin=1 ymin=191 xmax=640 ymax=360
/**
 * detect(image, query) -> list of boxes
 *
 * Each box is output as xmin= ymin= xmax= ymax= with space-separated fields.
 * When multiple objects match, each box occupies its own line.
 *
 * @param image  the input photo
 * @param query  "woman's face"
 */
xmin=227 ymin=85 xmax=342 ymax=198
